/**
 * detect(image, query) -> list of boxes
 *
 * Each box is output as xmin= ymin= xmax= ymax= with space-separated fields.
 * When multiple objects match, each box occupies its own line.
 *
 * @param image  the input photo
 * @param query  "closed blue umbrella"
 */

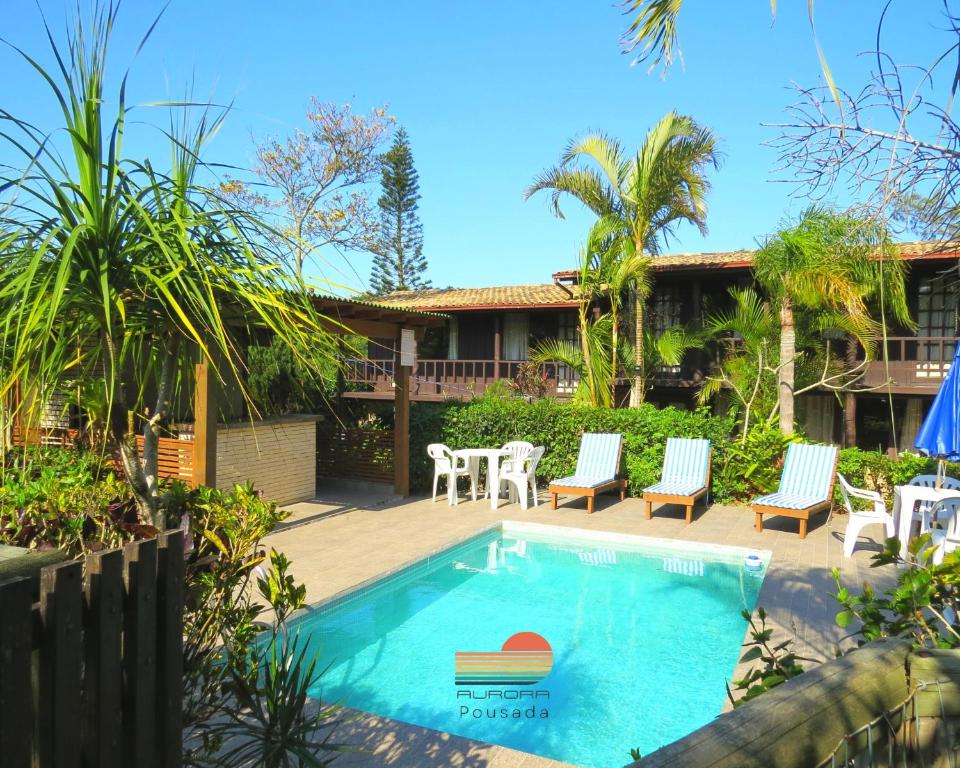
xmin=914 ymin=341 xmax=960 ymax=484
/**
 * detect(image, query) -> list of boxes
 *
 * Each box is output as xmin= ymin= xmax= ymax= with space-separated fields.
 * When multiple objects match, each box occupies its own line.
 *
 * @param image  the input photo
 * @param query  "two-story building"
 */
xmin=344 ymin=241 xmax=959 ymax=450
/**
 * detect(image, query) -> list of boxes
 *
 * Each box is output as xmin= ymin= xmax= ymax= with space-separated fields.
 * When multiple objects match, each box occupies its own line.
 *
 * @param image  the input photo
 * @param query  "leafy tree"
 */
xmin=620 ymin=1 xmax=960 ymax=247
xmin=0 ymin=3 xmax=338 ymax=526
xmin=246 ymin=336 xmax=335 ymax=417
xmin=223 ymin=101 xmax=394 ymax=275
xmin=753 ymin=208 xmax=913 ymax=434
xmin=526 ymin=112 xmax=720 ymax=405
xmin=370 ymin=127 xmax=430 ymax=293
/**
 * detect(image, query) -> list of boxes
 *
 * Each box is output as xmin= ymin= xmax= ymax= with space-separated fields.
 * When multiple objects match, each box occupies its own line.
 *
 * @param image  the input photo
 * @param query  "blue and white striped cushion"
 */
xmin=552 ymin=474 xmax=616 ymax=489
xmin=643 ymin=480 xmax=705 ymax=496
xmin=777 ymin=443 xmax=838 ymax=500
xmin=752 ymin=492 xmax=824 ymax=510
xmin=573 ymin=433 xmax=622 ymax=481
xmin=662 ymin=438 xmax=710 ymax=484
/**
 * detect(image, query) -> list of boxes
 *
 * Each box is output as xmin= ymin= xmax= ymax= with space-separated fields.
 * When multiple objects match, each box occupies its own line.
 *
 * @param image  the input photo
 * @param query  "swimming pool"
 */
xmin=289 ymin=523 xmax=768 ymax=767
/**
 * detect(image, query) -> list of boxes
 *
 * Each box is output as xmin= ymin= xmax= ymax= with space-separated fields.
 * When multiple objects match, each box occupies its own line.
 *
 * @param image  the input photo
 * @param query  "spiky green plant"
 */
xmin=0 ymin=3 xmax=339 ymax=525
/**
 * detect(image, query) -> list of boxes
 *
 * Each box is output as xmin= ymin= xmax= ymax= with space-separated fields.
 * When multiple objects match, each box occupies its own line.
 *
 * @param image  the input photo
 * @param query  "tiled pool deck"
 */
xmin=265 ymin=482 xmax=898 ymax=767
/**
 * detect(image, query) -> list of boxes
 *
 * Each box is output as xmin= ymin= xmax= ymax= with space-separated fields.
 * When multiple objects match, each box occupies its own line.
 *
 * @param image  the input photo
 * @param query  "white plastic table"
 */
xmin=453 ymin=448 xmax=512 ymax=510
xmin=891 ymin=485 xmax=960 ymax=559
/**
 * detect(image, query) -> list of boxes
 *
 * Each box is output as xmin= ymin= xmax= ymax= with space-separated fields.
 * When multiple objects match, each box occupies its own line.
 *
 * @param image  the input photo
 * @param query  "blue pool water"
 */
xmin=289 ymin=525 xmax=767 ymax=767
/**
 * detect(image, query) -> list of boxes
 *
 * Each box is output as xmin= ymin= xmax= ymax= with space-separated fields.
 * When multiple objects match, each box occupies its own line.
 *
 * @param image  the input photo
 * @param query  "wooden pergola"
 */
xmin=312 ymin=297 xmax=447 ymax=495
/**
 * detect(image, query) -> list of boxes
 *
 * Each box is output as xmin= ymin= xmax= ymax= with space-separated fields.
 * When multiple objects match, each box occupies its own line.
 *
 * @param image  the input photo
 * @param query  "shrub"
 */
xmin=0 ymin=447 xmax=144 ymax=554
xmin=835 ymin=448 xmax=951 ymax=508
xmin=410 ymin=398 xmax=742 ymax=500
xmin=834 ymin=537 xmax=960 ymax=649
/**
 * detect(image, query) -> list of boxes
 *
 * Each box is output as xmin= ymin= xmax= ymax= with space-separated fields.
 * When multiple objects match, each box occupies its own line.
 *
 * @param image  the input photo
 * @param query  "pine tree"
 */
xmin=370 ymin=127 xmax=430 ymax=294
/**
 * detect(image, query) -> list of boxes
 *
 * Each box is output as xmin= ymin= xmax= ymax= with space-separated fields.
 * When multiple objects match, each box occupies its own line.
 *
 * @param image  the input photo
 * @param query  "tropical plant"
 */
xmin=638 ymin=325 xmax=702 ymax=395
xmin=753 ymin=208 xmax=913 ymax=434
xmin=699 ymin=286 xmax=780 ymax=433
xmin=182 ymin=482 xmax=344 ymax=767
xmin=510 ymin=361 xmax=549 ymax=399
xmin=526 ymin=111 xmax=720 ymax=405
xmin=834 ymin=536 xmax=960 ymax=650
xmin=727 ymin=607 xmax=815 ymax=707
xmin=0 ymin=3 xmax=339 ymax=526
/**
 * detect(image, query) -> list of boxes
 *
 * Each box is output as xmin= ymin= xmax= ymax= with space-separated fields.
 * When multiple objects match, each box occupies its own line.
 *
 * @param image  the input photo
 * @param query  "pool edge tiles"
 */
xmin=501 ymin=520 xmax=772 ymax=566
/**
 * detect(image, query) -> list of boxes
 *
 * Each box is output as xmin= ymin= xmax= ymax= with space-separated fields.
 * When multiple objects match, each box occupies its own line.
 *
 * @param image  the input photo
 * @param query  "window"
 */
xmin=917 ymin=277 xmax=958 ymax=361
xmin=556 ymin=312 xmax=578 ymax=393
xmin=650 ymin=285 xmax=683 ymax=335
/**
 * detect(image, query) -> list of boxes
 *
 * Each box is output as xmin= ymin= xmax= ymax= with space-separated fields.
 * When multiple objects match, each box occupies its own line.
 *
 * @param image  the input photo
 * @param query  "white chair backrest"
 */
xmin=427 ymin=443 xmax=454 ymax=470
xmin=908 ymin=474 xmax=960 ymax=490
xmin=526 ymin=446 xmax=545 ymax=477
xmin=837 ymin=473 xmax=885 ymax=516
xmin=503 ymin=441 xmax=534 ymax=462
xmin=934 ymin=498 xmax=960 ymax=541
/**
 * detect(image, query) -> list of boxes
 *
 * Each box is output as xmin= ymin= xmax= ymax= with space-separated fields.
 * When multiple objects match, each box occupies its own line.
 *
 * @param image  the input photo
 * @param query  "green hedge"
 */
xmin=409 ymin=398 xmax=952 ymax=507
xmin=411 ymin=399 xmax=745 ymax=500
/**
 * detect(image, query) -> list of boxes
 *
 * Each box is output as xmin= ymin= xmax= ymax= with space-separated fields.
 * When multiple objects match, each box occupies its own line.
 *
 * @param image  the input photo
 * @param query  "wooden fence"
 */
xmin=134 ymin=435 xmax=196 ymax=486
xmin=13 ymin=426 xmax=196 ymax=487
xmin=0 ymin=531 xmax=184 ymax=768
xmin=317 ymin=426 xmax=394 ymax=484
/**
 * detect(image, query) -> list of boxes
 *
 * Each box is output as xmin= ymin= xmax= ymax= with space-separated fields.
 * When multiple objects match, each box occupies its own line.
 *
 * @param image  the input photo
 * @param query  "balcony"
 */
xmin=342 ymin=358 xmax=578 ymax=401
xmin=859 ymin=336 xmax=957 ymax=393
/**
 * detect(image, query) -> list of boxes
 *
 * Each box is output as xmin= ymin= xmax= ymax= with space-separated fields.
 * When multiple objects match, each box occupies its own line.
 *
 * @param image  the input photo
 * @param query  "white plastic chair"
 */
xmin=427 ymin=443 xmax=476 ymax=505
xmin=837 ymin=473 xmax=896 ymax=558
xmin=501 ymin=441 xmax=534 ymax=474
xmin=907 ymin=474 xmax=960 ymax=536
xmin=929 ymin=498 xmax=960 ymax=565
xmin=500 ymin=445 xmax=545 ymax=510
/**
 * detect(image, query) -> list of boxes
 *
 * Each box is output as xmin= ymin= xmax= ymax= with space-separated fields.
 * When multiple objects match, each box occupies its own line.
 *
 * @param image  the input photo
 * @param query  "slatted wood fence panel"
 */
xmin=134 ymin=436 xmax=196 ymax=486
xmin=317 ymin=426 xmax=394 ymax=484
xmin=0 ymin=532 xmax=184 ymax=768
xmin=13 ymin=427 xmax=196 ymax=486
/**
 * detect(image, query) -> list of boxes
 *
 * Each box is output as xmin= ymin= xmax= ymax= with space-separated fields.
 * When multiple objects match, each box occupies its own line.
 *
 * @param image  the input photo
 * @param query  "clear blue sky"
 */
xmin=0 ymin=1 xmax=948 ymax=292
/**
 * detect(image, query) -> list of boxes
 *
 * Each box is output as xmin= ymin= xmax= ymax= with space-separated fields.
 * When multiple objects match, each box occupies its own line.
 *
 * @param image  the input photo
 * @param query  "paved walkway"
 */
xmin=265 ymin=481 xmax=898 ymax=767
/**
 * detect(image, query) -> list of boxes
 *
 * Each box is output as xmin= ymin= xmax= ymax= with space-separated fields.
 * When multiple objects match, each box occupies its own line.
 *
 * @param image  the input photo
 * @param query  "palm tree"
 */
xmin=699 ymin=287 xmax=780 ymax=434
xmin=525 ymin=112 xmax=720 ymax=406
xmin=753 ymin=207 xmax=913 ymax=434
xmin=531 ymin=233 xmax=615 ymax=407
xmin=0 ymin=4 xmax=339 ymax=526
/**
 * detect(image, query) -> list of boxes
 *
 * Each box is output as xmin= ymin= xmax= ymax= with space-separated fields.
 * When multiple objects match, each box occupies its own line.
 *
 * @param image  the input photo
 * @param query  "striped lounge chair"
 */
xmin=751 ymin=443 xmax=839 ymax=539
xmin=642 ymin=438 xmax=712 ymax=524
xmin=549 ymin=433 xmax=628 ymax=514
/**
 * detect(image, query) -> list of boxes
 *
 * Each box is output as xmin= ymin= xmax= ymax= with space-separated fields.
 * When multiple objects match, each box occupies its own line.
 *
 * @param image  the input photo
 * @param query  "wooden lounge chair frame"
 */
xmin=549 ymin=437 xmax=628 ymax=514
xmin=643 ymin=445 xmax=712 ymax=524
xmin=752 ymin=449 xmax=839 ymax=539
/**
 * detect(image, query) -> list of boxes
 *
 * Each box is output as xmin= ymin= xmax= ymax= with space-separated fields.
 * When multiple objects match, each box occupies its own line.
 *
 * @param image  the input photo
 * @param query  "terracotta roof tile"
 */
xmin=381 ymin=241 xmax=959 ymax=311
xmin=377 ymin=284 xmax=581 ymax=311
xmin=554 ymin=241 xmax=958 ymax=275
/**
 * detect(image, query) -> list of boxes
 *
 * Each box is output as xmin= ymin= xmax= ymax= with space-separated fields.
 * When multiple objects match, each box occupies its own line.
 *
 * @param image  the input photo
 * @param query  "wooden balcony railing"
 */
xmin=343 ymin=358 xmax=578 ymax=399
xmin=859 ymin=336 xmax=957 ymax=391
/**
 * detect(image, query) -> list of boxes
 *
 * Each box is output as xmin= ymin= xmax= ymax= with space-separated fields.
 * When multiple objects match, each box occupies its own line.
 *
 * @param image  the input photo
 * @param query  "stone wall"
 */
xmin=216 ymin=416 xmax=318 ymax=505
